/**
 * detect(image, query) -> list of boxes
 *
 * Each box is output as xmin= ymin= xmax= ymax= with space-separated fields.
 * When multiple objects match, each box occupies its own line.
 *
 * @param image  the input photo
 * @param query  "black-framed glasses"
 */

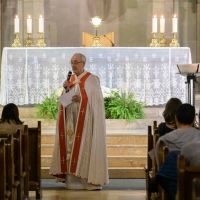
xmin=69 ymin=61 xmax=82 ymax=65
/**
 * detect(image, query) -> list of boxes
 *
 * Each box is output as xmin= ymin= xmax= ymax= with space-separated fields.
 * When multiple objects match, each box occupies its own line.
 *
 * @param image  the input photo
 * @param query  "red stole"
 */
xmin=57 ymin=72 xmax=91 ymax=177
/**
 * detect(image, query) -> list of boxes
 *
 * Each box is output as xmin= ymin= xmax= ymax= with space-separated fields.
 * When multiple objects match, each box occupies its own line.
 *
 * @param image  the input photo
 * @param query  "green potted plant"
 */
xmin=104 ymin=90 xmax=145 ymax=122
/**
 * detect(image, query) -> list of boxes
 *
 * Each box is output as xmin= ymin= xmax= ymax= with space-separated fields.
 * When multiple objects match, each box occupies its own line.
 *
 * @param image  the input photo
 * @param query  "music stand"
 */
xmin=177 ymin=63 xmax=200 ymax=107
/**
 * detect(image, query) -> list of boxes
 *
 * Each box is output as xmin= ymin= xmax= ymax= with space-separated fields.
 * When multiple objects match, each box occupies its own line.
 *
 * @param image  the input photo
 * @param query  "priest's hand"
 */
xmin=72 ymin=95 xmax=81 ymax=103
xmin=63 ymin=80 xmax=70 ymax=92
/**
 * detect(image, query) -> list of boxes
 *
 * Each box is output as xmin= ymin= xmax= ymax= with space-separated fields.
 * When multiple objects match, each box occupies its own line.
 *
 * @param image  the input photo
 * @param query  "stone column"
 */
xmin=17 ymin=0 xmax=24 ymax=46
xmin=23 ymin=0 xmax=45 ymax=46
xmin=197 ymin=0 xmax=200 ymax=63
xmin=0 ymin=1 xmax=2 ymax=61
xmin=179 ymin=0 xmax=197 ymax=62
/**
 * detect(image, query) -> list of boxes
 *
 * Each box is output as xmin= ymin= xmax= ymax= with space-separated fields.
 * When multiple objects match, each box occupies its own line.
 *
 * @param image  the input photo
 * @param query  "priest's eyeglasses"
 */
xmin=69 ymin=61 xmax=82 ymax=65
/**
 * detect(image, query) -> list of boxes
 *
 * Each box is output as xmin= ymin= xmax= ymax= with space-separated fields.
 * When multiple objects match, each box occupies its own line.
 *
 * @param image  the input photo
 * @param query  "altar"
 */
xmin=0 ymin=47 xmax=191 ymax=106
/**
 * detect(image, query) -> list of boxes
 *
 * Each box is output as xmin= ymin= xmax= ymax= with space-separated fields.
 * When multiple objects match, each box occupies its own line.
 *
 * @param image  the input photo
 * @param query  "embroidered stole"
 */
xmin=58 ymin=72 xmax=91 ymax=176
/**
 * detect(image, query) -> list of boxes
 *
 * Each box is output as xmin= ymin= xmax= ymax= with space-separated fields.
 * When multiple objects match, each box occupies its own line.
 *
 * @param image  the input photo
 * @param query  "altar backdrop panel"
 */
xmin=0 ymin=47 xmax=191 ymax=106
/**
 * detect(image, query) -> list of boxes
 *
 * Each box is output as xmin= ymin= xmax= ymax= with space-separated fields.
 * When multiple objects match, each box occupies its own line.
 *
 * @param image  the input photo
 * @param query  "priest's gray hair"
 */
xmin=74 ymin=53 xmax=86 ymax=63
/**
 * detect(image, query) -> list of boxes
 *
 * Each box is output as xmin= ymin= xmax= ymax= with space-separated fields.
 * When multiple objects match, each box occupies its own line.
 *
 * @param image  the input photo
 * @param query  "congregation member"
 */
xmin=49 ymin=53 xmax=109 ymax=190
xmin=158 ymin=98 xmax=182 ymax=136
xmin=155 ymin=103 xmax=200 ymax=200
xmin=0 ymin=103 xmax=24 ymax=134
xmin=155 ymin=103 xmax=200 ymax=166
xmin=181 ymin=140 xmax=200 ymax=166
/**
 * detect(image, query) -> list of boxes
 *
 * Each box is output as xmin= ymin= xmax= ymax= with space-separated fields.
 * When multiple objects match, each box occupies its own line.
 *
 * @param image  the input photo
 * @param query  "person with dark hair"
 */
xmin=158 ymin=98 xmax=182 ymax=136
xmin=156 ymin=103 xmax=200 ymax=165
xmin=0 ymin=103 xmax=24 ymax=134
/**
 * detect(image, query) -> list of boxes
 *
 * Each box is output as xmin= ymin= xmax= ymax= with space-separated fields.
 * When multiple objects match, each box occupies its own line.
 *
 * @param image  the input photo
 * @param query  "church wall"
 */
xmin=0 ymin=0 xmax=199 ymax=63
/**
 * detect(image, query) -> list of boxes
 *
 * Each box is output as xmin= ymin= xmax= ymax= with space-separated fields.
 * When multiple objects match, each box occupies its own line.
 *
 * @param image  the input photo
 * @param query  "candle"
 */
xmin=152 ymin=15 xmax=157 ymax=33
xmin=172 ymin=14 xmax=178 ymax=33
xmin=27 ymin=15 xmax=32 ymax=33
xmin=14 ymin=15 xmax=19 ymax=33
xmin=160 ymin=16 xmax=165 ymax=33
xmin=39 ymin=15 xmax=44 ymax=32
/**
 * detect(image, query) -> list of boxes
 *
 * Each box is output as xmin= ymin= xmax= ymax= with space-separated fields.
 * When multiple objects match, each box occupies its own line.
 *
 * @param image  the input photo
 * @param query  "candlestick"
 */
xmin=150 ymin=33 xmax=159 ymax=47
xmin=12 ymin=33 xmax=21 ymax=47
xmin=39 ymin=15 xmax=44 ymax=33
xmin=36 ymin=32 xmax=46 ymax=47
xmin=25 ymin=33 xmax=34 ymax=47
xmin=170 ymin=33 xmax=180 ymax=47
xmin=14 ymin=15 xmax=19 ymax=33
xmin=152 ymin=15 xmax=157 ymax=33
xmin=159 ymin=33 xmax=167 ymax=47
xmin=172 ymin=14 xmax=178 ymax=33
xmin=160 ymin=16 xmax=165 ymax=33
xmin=27 ymin=15 xmax=32 ymax=33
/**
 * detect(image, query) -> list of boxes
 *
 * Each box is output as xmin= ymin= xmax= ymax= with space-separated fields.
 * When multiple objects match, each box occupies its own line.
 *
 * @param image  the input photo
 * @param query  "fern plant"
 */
xmin=36 ymin=93 xmax=59 ymax=120
xmin=104 ymin=92 xmax=145 ymax=122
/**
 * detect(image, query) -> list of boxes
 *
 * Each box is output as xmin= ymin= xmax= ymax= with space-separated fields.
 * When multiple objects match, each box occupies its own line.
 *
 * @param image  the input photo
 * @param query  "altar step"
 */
xmin=40 ymin=130 xmax=148 ymax=179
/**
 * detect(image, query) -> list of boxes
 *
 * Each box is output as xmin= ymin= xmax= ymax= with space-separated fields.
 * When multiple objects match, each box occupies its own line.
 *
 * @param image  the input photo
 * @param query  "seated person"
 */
xmin=154 ymin=104 xmax=200 ymax=200
xmin=0 ymin=103 xmax=24 ymax=134
xmin=156 ymin=103 xmax=200 ymax=166
xmin=158 ymin=98 xmax=182 ymax=136
xmin=156 ymin=140 xmax=200 ymax=200
xmin=181 ymin=140 xmax=200 ymax=166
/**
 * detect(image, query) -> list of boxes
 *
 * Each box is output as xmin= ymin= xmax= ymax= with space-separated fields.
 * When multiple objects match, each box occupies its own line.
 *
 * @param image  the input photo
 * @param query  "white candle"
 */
xmin=14 ymin=15 xmax=19 ymax=33
xmin=27 ymin=15 xmax=32 ymax=33
xmin=152 ymin=15 xmax=157 ymax=33
xmin=160 ymin=16 xmax=165 ymax=33
xmin=39 ymin=15 xmax=44 ymax=32
xmin=172 ymin=14 xmax=178 ymax=33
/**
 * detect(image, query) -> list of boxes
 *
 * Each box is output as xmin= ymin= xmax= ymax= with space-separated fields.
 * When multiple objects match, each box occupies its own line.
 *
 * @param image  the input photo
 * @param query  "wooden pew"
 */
xmin=0 ymin=134 xmax=19 ymax=200
xmin=192 ymin=178 xmax=200 ymax=200
xmin=28 ymin=121 xmax=42 ymax=199
xmin=176 ymin=155 xmax=200 ymax=200
xmin=145 ymin=125 xmax=153 ymax=200
xmin=0 ymin=139 xmax=8 ymax=200
xmin=23 ymin=125 xmax=29 ymax=199
xmin=0 ymin=129 xmax=27 ymax=200
xmin=157 ymin=141 xmax=169 ymax=200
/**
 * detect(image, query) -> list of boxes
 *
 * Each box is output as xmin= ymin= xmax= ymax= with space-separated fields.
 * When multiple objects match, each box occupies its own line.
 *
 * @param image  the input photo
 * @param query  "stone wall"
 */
xmin=0 ymin=0 xmax=200 ymax=63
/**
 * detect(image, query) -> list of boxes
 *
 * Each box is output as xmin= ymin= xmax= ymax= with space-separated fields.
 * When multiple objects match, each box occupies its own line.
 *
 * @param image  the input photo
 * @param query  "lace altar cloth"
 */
xmin=0 ymin=47 xmax=191 ymax=106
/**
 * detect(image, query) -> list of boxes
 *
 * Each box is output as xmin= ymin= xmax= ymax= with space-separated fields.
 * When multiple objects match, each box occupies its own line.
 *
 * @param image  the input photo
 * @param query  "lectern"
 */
xmin=177 ymin=63 xmax=200 ymax=107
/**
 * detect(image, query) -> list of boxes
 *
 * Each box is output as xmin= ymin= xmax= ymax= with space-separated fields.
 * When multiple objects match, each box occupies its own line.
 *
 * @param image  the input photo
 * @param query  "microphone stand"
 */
xmin=104 ymin=35 xmax=115 ymax=47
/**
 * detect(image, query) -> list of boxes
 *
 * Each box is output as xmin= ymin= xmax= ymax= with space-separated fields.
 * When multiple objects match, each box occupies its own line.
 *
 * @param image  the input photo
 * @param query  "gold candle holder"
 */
xmin=150 ymin=33 xmax=160 ymax=47
xmin=12 ymin=33 xmax=21 ymax=47
xmin=36 ymin=32 xmax=46 ymax=47
xmin=169 ymin=32 xmax=180 ymax=47
xmin=25 ymin=33 xmax=34 ymax=47
xmin=159 ymin=33 xmax=167 ymax=47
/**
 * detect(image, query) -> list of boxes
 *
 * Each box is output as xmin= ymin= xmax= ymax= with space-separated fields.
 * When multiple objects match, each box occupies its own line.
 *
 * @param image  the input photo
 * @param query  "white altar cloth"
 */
xmin=0 ymin=47 xmax=191 ymax=106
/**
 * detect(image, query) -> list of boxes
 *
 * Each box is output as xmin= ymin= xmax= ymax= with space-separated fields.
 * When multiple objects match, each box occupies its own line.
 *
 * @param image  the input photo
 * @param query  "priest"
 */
xmin=49 ymin=53 xmax=109 ymax=190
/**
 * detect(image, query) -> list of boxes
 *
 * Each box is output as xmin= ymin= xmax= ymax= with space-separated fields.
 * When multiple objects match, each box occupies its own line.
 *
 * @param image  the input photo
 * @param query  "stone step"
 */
xmin=41 ymin=167 xmax=146 ymax=179
xmin=107 ymin=145 xmax=147 ymax=156
xmin=41 ymin=133 xmax=148 ymax=145
xmin=41 ymin=144 xmax=147 ymax=156
xmin=108 ymin=156 xmax=146 ymax=168
xmin=41 ymin=155 xmax=147 ymax=168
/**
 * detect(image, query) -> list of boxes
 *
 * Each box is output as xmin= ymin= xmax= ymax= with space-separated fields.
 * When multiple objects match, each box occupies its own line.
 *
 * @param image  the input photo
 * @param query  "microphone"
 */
xmin=104 ymin=35 xmax=115 ymax=47
xmin=65 ymin=71 xmax=72 ymax=91
xmin=67 ymin=71 xmax=72 ymax=81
